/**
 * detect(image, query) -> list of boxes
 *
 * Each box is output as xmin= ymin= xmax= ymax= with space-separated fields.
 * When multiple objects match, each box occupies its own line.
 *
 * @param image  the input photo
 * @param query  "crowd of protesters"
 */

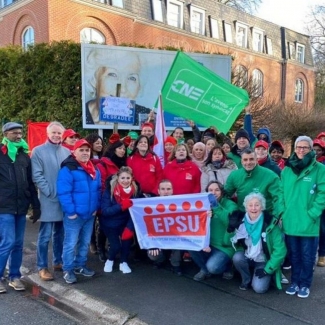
xmin=1 ymin=106 xmax=325 ymax=300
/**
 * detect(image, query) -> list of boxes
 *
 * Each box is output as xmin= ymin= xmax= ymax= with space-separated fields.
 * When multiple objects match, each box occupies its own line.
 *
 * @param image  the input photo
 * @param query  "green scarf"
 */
xmin=2 ymin=137 xmax=29 ymax=162
xmin=244 ymin=212 xmax=264 ymax=246
xmin=287 ymin=150 xmax=315 ymax=175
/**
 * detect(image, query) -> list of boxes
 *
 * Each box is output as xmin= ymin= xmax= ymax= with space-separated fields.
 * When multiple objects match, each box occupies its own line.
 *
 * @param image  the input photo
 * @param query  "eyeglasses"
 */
xmin=296 ymin=146 xmax=310 ymax=151
xmin=8 ymin=131 xmax=23 ymax=136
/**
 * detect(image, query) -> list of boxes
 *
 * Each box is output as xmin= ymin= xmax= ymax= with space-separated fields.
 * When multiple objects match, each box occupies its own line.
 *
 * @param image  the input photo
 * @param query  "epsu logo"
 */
xmin=143 ymin=200 xmax=207 ymax=237
xmin=170 ymin=80 xmax=204 ymax=101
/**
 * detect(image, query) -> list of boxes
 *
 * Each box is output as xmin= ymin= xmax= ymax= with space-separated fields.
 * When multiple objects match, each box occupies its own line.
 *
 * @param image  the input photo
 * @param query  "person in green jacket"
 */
xmin=225 ymin=148 xmax=281 ymax=218
xmin=227 ymin=128 xmax=251 ymax=168
xmin=279 ymin=135 xmax=325 ymax=299
xmin=230 ymin=192 xmax=287 ymax=293
xmin=189 ymin=180 xmax=237 ymax=281
xmin=254 ymin=140 xmax=281 ymax=176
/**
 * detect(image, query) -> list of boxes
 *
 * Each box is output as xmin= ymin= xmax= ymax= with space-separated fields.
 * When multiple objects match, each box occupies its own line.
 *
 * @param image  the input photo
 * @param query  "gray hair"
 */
xmin=295 ymin=136 xmax=313 ymax=149
xmin=46 ymin=121 xmax=65 ymax=133
xmin=243 ymin=192 xmax=266 ymax=211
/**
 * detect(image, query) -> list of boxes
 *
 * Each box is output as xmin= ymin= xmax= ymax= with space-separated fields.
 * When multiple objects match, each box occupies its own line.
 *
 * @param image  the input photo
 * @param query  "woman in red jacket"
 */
xmin=127 ymin=135 xmax=163 ymax=196
xmin=163 ymin=143 xmax=201 ymax=195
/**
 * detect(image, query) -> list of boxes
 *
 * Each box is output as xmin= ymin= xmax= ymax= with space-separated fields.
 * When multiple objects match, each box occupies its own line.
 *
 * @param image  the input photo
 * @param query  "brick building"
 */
xmin=0 ymin=0 xmax=315 ymax=108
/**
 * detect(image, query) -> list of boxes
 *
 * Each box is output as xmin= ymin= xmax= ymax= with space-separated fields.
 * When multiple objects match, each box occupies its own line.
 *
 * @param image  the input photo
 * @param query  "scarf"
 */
xmin=110 ymin=153 xmax=126 ymax=169
xmin=77 ymin=159 xmax=96 ymax=179
xmin=62 ymin=142 xmax=74 ymax=152
xmin=113 ymin=183 xmax=135 ymax=204
xmin=287 ymin=151 xmax=315 ymax=175
xmin=276 ymin=158 xmax=286 ymax=170
xmin=236 ymin=145 xmax=249 ymax=157
xmin=244 ymin=212 xmax=264 ymax=246
xmin=176 ymin=158 xmax=186 ymax=163
xmin=257 ymin=156 xmax=268 ymax=165
xmin=1 ymin=137 xmax=29 ymax=162
xmin=212 ymin=156 xmax=226 ymax=169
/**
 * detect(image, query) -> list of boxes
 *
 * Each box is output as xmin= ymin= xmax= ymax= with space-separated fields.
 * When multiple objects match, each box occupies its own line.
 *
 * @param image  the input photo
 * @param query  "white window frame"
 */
xmin=22 ymin=26 xmax=35 ymax=50
xmin=223 ymin=22 xmax=232 ymax=43
xmin=252 ymin=69 xmax=263 ymax=97
xmin=266 ymin=37 xmax=273 ymax=55
xmin=235 ymin=22 xmax=248 ymax=48
xmin=190 ymin=5 xmax=205 ymax=35
xmin=252 ymin=27 xmax=264 ymax=52
xmin=167 ymin=0 xmax=184 ymax=29
xmin=80 ymin=28 xmax=105 ymax=44
xmin=111 ymin=0 xmax=123 ymax=8
xmin=296 ymin=43 xmax=305 ymax=63
xmin=295 ymin=79 xmax=304 ymax=102
xmin=152 ymin=0 xmax=163 ymax=22
xmin=288 ymin=42 xmax=295 ymax=59
xmin=209 ymin=17 xmax=219 ymax=39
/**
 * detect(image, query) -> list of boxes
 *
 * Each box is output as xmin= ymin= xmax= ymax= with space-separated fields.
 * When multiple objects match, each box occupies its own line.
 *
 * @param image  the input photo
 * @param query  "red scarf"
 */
xmin=78 ymin=160 xmax=96 ymax=179
xmin=113 ymin=183 xmax=135 ymax=204
xmin=62 ymin=142 xmax=74 ymax=153
xmin=317 ymin=156 xmax=325 ymax=164
xmin=257 ymin=156 xmax=268 ymax=165
xmin=277 ymin=158 xmax=286 ymax=170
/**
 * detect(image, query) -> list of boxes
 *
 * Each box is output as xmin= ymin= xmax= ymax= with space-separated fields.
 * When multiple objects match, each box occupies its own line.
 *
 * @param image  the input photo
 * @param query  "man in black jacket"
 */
xmin=0 ymin=122 xmax=40 ymax=293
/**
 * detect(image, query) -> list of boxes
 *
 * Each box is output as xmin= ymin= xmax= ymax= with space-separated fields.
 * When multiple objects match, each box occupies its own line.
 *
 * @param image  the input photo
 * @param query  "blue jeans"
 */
xmin=62 ymin=216 xmax=94 ymax=272
xmin=318 ymin=211 xmax=325 ymax=256
xmin=233 ymin=251 xmax=271 ymax=294
xmin=0 ymin=214 xmax=26 ymax=280
xmin=190 ymin=247 xmax=231 ymax=274
xmin=286 ymin=235 xmax=318 ymax=288
xmin=37 ymin=221 xmax=64 ymax=270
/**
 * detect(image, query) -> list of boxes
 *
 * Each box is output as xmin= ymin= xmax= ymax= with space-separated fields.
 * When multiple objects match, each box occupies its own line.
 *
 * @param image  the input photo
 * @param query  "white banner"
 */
xmin=129 ymin=193 xmax=210 ymax=251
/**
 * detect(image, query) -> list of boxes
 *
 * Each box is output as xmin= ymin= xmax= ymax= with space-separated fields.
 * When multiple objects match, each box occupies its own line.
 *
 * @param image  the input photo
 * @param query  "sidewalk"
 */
xmin=21 ymin=219 xmax=325 ymax=325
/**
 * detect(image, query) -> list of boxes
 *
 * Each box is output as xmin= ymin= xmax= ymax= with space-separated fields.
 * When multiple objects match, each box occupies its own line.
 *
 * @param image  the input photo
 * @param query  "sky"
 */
xmin=256 ymin=0 xmax=324 ymax=34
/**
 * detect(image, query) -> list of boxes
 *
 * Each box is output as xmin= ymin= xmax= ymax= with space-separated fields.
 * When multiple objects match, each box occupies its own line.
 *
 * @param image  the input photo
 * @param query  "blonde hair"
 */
xmin=168 ymin=143 xmax=191 ymax=161
xmin=110 ymin=166 xmax=138 ymax=197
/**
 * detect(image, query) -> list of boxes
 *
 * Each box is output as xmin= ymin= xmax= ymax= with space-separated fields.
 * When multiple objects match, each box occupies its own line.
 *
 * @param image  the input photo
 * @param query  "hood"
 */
xmin=60 ymin=155 xmax=80 ymax=169
xmin=257 ymin=127 xmax=272 ymax=144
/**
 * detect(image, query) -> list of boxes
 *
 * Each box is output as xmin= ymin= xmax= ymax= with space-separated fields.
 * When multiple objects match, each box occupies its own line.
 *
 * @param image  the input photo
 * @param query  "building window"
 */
xmin=252 ymin=28 xmax=263 ymax=52
xmin=190 ymin=6 xmax=205 ymax=35
xmin=252 ymin=69 xmax=263 ymax=97
xmin=296 ymin=43 xmax=305 ymax=63
xmin=152 ymin=0 xmax=163 ymax=22
xmin=1 ymin=0 xmax=14 ymax=8
xmin=111 ymin=0 xmax=123 ymax=8
xmin=265 ymin=37 xmax=273 ymax=55
xmin=223 ymin=22 xmax=232 ymax=43
xmin=80 ymin=28 xmax=105 ymax=44
xmin=295 ymin=79 xmax=304 ymax=102
xmin=22 ymin=27 xmax=35 ymax=50
xmin=235 ymin=22 xmax=248 ymax=48
xmin=209 ymin=17 xmax=219 ymax=39
xmin=288 ymin=42 xmax=295 ymax=59
xmin=167 ymin=0 xmax=184 ymax=29
xmin=234 ymin=65 xmax=248 ymax=88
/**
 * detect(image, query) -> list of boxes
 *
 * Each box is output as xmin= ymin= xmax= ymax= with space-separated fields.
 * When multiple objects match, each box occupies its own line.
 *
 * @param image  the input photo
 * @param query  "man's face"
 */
xmin=255 ymin=146 xmax=268 ymax=159
xmin=74 ymin=145 xmax=91 ymax=163
xmin=5 ymin=128 xmax=23 ymax=142
xmin=295 ymin=141 xmax=311 ymax=159
xmin=158 ymin=182 xmax=173 ymax=196
xmin=237 ymin=137 xmax=249 ymax=150
xmin=241 ymin=152 xmax=257 ymax=171
xmin=141 ymin=127 xmax=153 ymax=137
xmin=47 ymin=125 xmax=64 ymax=144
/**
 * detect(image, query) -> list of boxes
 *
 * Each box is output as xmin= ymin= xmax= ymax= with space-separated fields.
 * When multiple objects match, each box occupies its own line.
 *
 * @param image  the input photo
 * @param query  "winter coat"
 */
xmin=0 ymin=144 xmax=40 ymax=214
xmin=96 ymin=157 xmax=119 ymax=191
xmin=201 ymin=159 xmax=237 ymax=191
xmin=31 ymin=141 xmax=70 ymax=222
xmin=227 ymin=145 xmax=243 ymax=168
xmin=279 ymin=159 xmax=325 ymax=236
xmin=259 ymin=157 xmax=281 ymax=176
xmin=225 ymin=165 xmax=281 ymax=217
xmin=229 ymin=210 xmax=286 ymax=290
xmin=210 ymin=197 xmax=238 ymax=258
xmin=57 ymin=156 xmax=101 ymax=219
xmin=127 ymin=152 xmax=163 ymax=195
xmin=163 ymin=159 xmax=201 ymax=194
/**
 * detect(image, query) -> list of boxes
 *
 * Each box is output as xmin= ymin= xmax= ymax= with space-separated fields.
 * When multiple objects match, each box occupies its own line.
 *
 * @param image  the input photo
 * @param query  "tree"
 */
xmin=217 ymin=0 xmax=262 ymax=14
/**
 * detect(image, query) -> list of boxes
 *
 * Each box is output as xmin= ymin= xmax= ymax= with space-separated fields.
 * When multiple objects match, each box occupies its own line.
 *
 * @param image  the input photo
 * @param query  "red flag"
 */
xmin=27 ymin=121 xmax=49 ymax=153
xmin=153 ymin=94 xmax=167 ymax=167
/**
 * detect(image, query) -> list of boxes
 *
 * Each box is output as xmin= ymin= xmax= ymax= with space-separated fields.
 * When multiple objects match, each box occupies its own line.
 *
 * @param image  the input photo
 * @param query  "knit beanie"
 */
xmin=235 ymin=129 xmax=250 ymax=143
xmin=164 ymin=136 xmax=177 ymax=146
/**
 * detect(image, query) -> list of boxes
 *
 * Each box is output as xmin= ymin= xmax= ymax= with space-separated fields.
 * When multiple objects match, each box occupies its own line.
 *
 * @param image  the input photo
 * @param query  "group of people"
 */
xmin=1 ymin=107 xmax=325 ymax=300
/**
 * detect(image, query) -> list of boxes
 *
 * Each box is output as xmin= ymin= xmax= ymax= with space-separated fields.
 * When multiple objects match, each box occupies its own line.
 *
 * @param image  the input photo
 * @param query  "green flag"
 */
xmin=160 ymin=51 xmax=249 ymax=133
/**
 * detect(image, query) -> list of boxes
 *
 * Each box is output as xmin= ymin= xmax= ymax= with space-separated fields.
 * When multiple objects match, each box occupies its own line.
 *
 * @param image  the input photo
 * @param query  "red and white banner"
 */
xmin=129 ymin=193 xmax=210 ymax=251
xmin=153 ymin=94 xmax=167 ymax=167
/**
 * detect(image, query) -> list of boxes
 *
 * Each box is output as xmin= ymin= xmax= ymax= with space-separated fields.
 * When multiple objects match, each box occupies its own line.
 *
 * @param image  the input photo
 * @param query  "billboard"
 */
xmin=81 ymin=44 xmax=232 ymax=131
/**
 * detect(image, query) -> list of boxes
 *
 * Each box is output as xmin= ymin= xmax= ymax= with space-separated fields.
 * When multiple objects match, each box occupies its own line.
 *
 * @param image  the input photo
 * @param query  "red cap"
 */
xmin=316 ymin=132 xmax=325 ymax=139
xmin=62 ymin=129 xmax=80 ymax=141
xmin=254 ymin=140 xmax=269 ymax=150
xmin=313 ymin=139 xmax=325 ymax=149
xmin=73 ymin=139 xmax=91 ymax=151
xmin=164 ymin=136 xmax=177 ymax=146
xmin=141 ymin=122 xmax=154 ymax=130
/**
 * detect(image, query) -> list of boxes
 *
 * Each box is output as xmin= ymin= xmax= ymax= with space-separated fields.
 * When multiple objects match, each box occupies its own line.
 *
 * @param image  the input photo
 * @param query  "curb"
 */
xmin=24 ymin=274 xmax=148 ymax=325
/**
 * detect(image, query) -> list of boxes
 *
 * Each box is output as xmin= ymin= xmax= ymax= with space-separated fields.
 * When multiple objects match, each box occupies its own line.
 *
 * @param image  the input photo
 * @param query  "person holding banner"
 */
xmin=190 ymin=180 xmax=237 ymax=282
xmin=127 ymin=135 xmax=163 ymax=196
xmin=101 ymin=166 xmax=142 ymax=274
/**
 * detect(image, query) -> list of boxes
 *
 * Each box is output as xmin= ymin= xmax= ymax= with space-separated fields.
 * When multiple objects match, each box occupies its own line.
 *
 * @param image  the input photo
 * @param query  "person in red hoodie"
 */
xmin=127 ymin=135 xmax=163 ymax=196
xmin=313 ymin=139 xmax=325 ymax=165
xmin=163 ymin=143 xmax=201 ymax=195
xmin=62 ymin=129 xmax=80 ymax=153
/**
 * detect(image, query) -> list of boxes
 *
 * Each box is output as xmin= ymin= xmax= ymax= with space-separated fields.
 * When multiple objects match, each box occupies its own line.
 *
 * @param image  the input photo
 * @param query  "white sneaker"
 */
xmin=119 ymin=262 xmax=132 ymax=274
xmin=104 ymin=260 xmax=114 ymax=273
xmin=281 ymin=273 xmax=289 ymax=284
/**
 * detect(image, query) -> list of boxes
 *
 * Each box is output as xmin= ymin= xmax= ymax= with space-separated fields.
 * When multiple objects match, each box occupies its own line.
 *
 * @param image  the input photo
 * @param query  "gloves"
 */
xmin=227 ymin=210 xmax=245 ymax=233
xmin=121 ymin=227 xmax=134 ymax=240
xmin=32 ymin=208 xmax=41 ymax=224
xmin=121 ymin=199 xmax=133 ymax=211
xmin=255 ymin=268 xmax=268 ymax=279
xmin=208 ymin=193 xmax=218 ymax=208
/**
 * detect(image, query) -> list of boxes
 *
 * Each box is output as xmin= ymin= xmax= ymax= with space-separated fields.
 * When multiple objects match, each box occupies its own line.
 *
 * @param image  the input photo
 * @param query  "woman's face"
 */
xmin=137 ymin=138 xmax=149 ymax=153
xmin=93 ymin=139 xmax=103 ymax=154
xmin=173 ymin=128 xmax=184 ymax=140
xmin=255 ymin=146 xmax=268 ymax=159
xmin=115 ymin=145 xmax=126 ymax=158
xmin=222 ymin=143 xmax=231 ymax=154
xmin=129 ymin=139 xmax=136 ymax=151
xmin=175 ymin=145 xmax=187 ymax=160
xmin=212 ymin=149 xmax=224 ymax=162
xmin=208 ymin=183 xmax=222 ymax=200
xmin=313 ymin=145 xmax=323 ymax=159
xmin=246 ymin=198 xmax=263 ymax=220
xmin=97 ymin=53 xmax=141 ymax=100
xmin=165 ymin=142 xmax=174 ymax=153
xmin=141 ymin=126 xmax=153 ymax=137
xmin=186 ymin=140 xmax=194 ymax=153
xmin=64 ymin=135 xmax=79 ymax=146
xmin=193 ymin=146 xmax=205 ymax=160
xmin=270 ymin=149 xmax=283 ymax=162
xmin=118 ymin=172 xmax=132 ymax=188
xmin=206 ymin=139 xmax=216 ymax=153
